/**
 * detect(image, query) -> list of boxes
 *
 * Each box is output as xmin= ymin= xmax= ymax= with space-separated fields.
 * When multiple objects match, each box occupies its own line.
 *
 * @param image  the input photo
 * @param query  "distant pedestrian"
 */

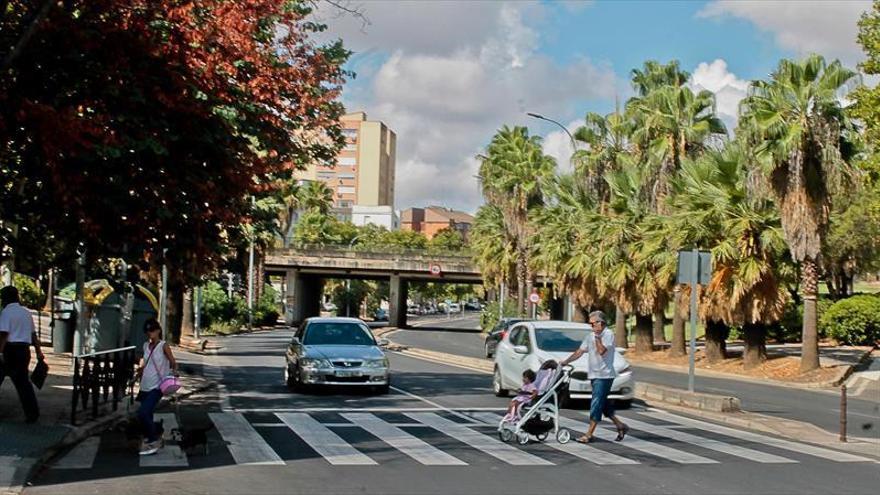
xmin=136 ymin=318 xmax=177 ymax=456
xmin=0 ymin=285 xmax=44 ymax=423
xmin=560 ymin=310 xmax=628 ymax=443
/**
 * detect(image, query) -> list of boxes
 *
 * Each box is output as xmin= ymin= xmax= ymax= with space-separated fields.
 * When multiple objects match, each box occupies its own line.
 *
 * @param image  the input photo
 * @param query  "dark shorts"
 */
xmin=589 ymin=378 xmax=615 ymax=422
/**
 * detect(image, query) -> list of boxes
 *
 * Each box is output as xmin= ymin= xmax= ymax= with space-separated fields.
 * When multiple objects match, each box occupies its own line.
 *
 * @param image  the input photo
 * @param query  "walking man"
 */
xmin=560 ymin=310 xmax=628 ymax=443
xmin=0 ymin=285 xmax=44 ymax=423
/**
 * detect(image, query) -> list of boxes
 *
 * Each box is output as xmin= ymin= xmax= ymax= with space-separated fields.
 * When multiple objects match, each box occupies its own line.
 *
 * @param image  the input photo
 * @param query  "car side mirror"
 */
xmin=513 ymin=345 xmax=529 ymax=355
xmin=291 ymin=337 xmax=301 ymax=345
xmin=377 ymin=338 xmax=390 ymax=347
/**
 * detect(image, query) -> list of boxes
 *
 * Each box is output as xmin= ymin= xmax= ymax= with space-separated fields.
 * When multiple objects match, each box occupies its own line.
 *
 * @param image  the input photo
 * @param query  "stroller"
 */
xmin=498 ymin=361 xmax=573 ymax=445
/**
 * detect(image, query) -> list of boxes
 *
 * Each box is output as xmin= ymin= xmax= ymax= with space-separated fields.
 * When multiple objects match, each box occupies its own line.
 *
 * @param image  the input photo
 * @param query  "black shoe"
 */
xmin=615 ymin=424 xmax=629 ymax=441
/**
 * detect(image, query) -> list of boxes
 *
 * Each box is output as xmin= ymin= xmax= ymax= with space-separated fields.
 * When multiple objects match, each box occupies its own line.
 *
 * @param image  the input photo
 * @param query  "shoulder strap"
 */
xmin=149 ymin=341 xmax=165 ymax=376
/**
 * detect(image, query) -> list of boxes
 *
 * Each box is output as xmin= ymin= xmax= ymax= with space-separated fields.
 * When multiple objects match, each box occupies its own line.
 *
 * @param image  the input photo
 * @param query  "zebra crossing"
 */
xmin=49 ymin=408 xmax=876 ymax=472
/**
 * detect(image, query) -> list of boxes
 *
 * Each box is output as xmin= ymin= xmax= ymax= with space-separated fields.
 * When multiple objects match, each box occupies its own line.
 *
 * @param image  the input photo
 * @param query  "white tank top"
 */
xmin=141 ymin=341 xmax=170 ymax=392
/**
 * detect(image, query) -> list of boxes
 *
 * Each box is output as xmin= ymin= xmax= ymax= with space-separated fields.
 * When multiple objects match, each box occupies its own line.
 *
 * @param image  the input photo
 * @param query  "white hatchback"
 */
xmin=492 ymin=320 xmax=635 ymax=406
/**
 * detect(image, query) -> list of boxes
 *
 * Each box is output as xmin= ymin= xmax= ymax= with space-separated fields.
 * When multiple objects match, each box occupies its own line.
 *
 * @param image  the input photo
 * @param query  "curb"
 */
xmin=10 ymin=375 xmax=218 ymax=495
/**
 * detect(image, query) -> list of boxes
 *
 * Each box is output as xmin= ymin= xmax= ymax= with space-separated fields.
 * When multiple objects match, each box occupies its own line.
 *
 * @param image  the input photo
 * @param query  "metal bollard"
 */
xmin=840 ymin=384 xmax=847 ymax=442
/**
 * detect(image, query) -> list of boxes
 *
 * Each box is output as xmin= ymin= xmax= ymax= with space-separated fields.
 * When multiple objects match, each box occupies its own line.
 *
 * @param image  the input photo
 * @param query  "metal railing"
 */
xmin=71 ymin=346 xmax=137 ymax=425
xmin=278 ymin=242 xmax=475 ymax=261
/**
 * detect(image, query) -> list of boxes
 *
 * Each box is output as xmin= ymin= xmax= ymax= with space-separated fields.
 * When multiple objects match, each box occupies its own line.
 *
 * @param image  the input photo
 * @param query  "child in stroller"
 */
xmin=502 ymin=369 xmax=539 ymax=422
xmin=498 ymin=360 xmax=573 ymax=445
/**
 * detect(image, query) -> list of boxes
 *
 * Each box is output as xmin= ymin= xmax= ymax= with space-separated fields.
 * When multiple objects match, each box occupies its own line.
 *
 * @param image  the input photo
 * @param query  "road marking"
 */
xmin=52 ymin=437 xmax=100 ymax=469
xmin=389 ymin=386 xmax=486 ymax=424
xmin=388 ymin=350 xmax=492 ymax=375
xmin=406 ymin=412 xmax=553 ymax=466
xmin=470 ymin=412 xmax=639 ymax=465
xmin=277 ymin=413 xmax=377 ymax=465
xmin=209 ymin=412 xmax=285 ymax=465
xmin=611 ymin=416 xmax=796 ymax=463
xmin=341 ymin=413 xmax=467 ymax=465
xmin=233 ymin=407 xmax=504 ymax=414
xmin=141 ymin=413 xmax=188 ymax=467
xmin=645 ymin=409 xmax=875 ymax=463
xmin=202 ymin=357 xmax=232 ymax=411
xmin=562 ymin=415 xmax=717 ymax=464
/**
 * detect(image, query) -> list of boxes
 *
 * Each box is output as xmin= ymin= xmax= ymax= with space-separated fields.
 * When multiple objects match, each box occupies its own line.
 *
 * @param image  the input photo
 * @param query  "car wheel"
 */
xmin=484 ymin=342 xmax=493 ymax=358
xmin=616 ymin=399 xmax=632 ymax=409
xmin=493 ymin=367 xmax=509 ymax=397
xmin=285 ymin=365 xmax=301 ymax=392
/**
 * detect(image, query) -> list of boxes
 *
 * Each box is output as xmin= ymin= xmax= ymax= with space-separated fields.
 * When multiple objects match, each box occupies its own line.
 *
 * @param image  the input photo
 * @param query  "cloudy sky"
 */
xmin=316 ymin=0 xmax=871 ymax=214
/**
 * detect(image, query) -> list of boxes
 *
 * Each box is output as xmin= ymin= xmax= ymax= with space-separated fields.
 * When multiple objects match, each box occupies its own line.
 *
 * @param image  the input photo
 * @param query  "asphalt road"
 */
xmin=26 ymin=328 xmax=879 ymax=495
xmin=391 ymin=317 xmax=880 ymax=439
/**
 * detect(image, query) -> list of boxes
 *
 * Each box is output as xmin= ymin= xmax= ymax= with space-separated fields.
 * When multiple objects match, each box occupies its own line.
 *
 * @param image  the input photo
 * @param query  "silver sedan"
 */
xmin=284 ymin=317 xmax=391 ymax=394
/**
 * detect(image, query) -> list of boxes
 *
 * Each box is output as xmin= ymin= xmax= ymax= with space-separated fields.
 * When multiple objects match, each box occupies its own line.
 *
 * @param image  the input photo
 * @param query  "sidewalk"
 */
xmin=0 ymin=327 xmax=213 ymax=495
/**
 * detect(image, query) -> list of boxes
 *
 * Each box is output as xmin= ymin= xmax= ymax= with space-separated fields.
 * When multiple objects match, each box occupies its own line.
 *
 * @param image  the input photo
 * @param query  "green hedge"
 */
xmin=13 ymin=273 xmax=44 ymax=309
xmin=480 ymin=300 xmax=520 ymax=333
xmin=200 ymin=281 xmax=280 ymax=333
xmin=819 ymin=294 xmax=880 ymax=346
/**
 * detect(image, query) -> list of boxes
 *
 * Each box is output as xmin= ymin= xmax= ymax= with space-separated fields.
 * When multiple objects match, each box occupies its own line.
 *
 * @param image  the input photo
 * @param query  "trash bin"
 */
xmin=53 ymin=310 xmax=75 ymax=353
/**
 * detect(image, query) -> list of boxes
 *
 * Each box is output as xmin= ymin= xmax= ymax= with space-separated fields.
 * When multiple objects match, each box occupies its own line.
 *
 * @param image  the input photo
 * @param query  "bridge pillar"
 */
xmin=389 ymin=275 xmax=408 ymax=328
xmin=285 ymin=271 xmax=323 ymax=326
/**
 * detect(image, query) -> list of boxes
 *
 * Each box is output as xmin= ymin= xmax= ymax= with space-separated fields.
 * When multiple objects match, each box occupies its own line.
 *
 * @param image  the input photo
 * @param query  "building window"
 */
xmin=337 ymin=186 xmax=356 ymax=195
xmin=344 ymin=143 xmax=357 ymax=151
xmin=317 ymin=171 xmax=335 ymax=180
xmin=338 ymin=200 xmax=353 ymax=208
xmin=342 ymin=128 xmax=358 ymax=141
xmin=338 ymin=172 xmax=355 ymax=180
xmin=338 ymin=157 xmax=356 ymax=166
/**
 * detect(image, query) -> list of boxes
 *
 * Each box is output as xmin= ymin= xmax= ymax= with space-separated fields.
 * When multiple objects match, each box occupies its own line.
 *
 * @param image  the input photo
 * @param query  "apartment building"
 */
xmin=297 ymin=112 xmax=396 ymax=222
xmin=400 ymin=206 xmax=474 ymax=239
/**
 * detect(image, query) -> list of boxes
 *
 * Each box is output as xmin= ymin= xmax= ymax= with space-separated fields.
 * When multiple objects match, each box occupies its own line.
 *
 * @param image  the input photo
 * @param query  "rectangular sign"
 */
xmin=676 ymin=250 xmax=712 ymax=285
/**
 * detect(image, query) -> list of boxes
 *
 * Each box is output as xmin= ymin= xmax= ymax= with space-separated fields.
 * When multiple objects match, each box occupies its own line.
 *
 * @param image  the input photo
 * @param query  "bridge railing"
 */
xmin=276 ymin=243 xmax=475 ymax=261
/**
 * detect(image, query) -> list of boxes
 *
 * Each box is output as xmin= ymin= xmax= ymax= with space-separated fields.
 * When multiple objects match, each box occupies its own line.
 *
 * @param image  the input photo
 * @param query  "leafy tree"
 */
xmin=297 ymin=181 xmax=335 ymax=215
xmin=572 ymin=111 xmax=634 ymax=206
xmin=428 ymin=228 xmax=466 ymax=253
xmin=470 ymin=204 xmax=516 ymax=290
xmin=478 ymin=126 xmax=556 ymax=314
xmin=739 ymin=54 xmax=858 ymax=372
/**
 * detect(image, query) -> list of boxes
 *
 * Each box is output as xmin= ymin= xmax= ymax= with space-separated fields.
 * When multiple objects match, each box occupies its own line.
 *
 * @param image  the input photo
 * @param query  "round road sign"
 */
xmin=429 ymin=264 xmax=442 ymax=275
xmin=529 ymin=292 xmax=540 ymax=304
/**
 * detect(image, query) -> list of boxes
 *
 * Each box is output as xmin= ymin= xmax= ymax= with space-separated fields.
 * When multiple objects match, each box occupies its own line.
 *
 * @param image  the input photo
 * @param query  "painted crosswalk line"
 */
xmin=644 ymin=410 xmax=875 ymax=463
xmin=406 ymin=412 xmax=553 ymax=466
xmin=341 ymin=413 xmax=467 ymax=465
xmin=52 ymin=437 xmax=100 ymax=469
xmin=604 ymin=416 xmax=796 ymax=464
xmin=469 ymin=412 xmax=639 ymax=465
xmin=277 ymin=413 xmax=377 ymax=465
xmin=140 ymin=413 xmax=188 ymax=467
xmin=209 ymin=412 xmax=285 ymax=465
xmin=556 ymin=416 xmax=718 ymax=464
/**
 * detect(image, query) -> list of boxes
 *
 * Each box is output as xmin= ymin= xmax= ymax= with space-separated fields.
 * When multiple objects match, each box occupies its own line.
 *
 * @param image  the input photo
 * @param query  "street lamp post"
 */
xmin=527 ymin=112 xmax=578 ymax=321
xmin=345 ymin=235 xmax=363 ymax=317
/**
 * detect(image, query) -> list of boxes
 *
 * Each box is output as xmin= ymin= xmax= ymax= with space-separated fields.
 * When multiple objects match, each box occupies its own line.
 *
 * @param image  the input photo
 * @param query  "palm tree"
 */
xmin=630 ymin=60 xmax=690 ymax=96
xmin=471 ymin=204 xmax=516 ymax=294
xmin=478 ymin=126 xmax=556 ymax=314
xmin=666 ymin=142 xmax=792 ymax=366
xmin=297 ymin=180 xmax=334 ymax=214
xmin=277 ymin=181 xmax=301 ymax=247
xmin=572 ymin=111 xmax=634 ymax=207
xmin=739 ymin=54 xmax=858 ymax=372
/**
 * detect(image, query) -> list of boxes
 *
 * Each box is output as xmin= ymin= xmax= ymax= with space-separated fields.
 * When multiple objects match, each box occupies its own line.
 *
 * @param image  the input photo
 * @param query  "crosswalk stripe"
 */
xmin=645 ymin=410 xmax=875 ymax=463
xmin=612 ymin=417 xmax=797 ymax=464
xmin=277 ymin=413 xmax=377 ymax=465
xmin=406 ymin=412 xmax=553 ymax=466
xmin=52 ymin=437 xmax=100 ymax=469
xmin=470 ymin=412 xmax=639 ymax=465
xmin=341 ymin=413 xmax=467 ymax=465
xmin=561 ymin=415 xmax=717 ymax=464
xmin=141 ymin=413 xmax=188 ymax=467
xmin=209 ymin=412 xmax=285 ymax=465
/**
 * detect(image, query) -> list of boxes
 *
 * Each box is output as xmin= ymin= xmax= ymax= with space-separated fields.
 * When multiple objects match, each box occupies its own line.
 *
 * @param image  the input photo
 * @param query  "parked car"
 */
xmin=464 ymin=301 xmax=482 ymax=311
xmin=492 ymin=320 xmax=634 ymax=407
xmin=284 ymin=317 xmax=391 ymax=394
xmin=448 ymin=303 xmax=461 ymax=313
xmin=373 ymin=308 xmax=388 ymax=321
xmin=483 ymin=317 xmax=526 ymax=358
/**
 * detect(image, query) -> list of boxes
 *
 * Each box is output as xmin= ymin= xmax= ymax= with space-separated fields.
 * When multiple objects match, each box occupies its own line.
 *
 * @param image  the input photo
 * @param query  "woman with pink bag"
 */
xmin=135 ymin=318 xmax=178 ymax=456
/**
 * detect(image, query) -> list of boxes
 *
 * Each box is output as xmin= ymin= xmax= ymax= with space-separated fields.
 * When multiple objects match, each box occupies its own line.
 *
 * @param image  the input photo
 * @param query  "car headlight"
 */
xmin=301 ymin=358 xmax=331 ymax=368
xmin=363 ymin=358 xmax=389 ymax=368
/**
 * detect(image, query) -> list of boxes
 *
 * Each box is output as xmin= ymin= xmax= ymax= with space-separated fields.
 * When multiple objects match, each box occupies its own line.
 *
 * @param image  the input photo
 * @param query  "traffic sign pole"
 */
xmin=688 ymin=248 xmax=699 ymax=393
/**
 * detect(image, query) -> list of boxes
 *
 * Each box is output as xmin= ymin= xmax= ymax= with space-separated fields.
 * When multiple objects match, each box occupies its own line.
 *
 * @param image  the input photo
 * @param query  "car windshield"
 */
xmin=303 ymin=322 xmax=376 ymax=346
xmin=534 ymin=328 xmax=587 ymax=352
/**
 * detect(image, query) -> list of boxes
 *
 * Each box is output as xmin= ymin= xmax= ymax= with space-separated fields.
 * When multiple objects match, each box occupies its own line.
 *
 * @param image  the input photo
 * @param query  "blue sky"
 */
xmin=319 ymin=0 xmax=870 ymax=213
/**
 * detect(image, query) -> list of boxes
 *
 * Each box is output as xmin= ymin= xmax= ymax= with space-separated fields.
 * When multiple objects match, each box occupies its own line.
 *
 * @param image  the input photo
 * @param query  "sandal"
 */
xmin=615 ymin=425 xmax=629 ymax=442
xmin=575 ymin=435 xmax=594 ymax=444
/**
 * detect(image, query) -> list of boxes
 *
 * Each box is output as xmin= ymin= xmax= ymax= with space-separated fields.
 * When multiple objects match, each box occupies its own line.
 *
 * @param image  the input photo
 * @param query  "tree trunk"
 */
xmin=516 ymin=245 xmax=527 ymax=316
xmin=181 ymin=288 xmax=195 ymax=341
xmin=704 ymin=319 xmax=729 ymax=364
xmin=742 ymin=323 xmax=767 ymax=370
xmin=43 ymin=268 xmax=55 ymax=312
xmin=256 ymin=250 xmax=265 ymax=301
xmin=800 ymin=259 xmax=820 ymax=373
xmin=669 ymin=287 xmax=686 ymax=357
xmin=166 ymin=282 xmax=185 ymax=345
xmin=634 ymin=313 xmax=653 ymax=354
xmin=652 ymin=308 xmax=666 ymax=343
xmin=614 ymin=306 xmax=627 ymax=349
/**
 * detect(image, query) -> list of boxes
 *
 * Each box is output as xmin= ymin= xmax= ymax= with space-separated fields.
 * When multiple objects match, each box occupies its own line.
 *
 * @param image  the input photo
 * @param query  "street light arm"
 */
xmin=526 ymin=112 xmax=577 ymax=151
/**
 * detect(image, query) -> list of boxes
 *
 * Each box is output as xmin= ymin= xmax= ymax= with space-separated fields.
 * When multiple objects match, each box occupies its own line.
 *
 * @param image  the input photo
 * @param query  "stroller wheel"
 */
xmin=516 ymin=431 xmax=530 ymax=445
xmin=499 ymin=429 xmax=514 ymax=443
xmin=536 ymin=432 xmax=548 ymax=442
xmin=556 ymin=428 xmax=572 ymax=444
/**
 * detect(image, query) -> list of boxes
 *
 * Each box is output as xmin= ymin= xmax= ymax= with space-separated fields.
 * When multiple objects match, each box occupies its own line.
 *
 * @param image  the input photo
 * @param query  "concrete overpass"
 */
xmin=264 ymin=245 xmax=572 ymax=327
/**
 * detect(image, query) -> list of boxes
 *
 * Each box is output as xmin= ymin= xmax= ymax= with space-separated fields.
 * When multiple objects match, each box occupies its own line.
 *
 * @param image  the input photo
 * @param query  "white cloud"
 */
xmin=541 ymin=120 xmax=582 ymax=175
xmin=699 ymin=0 xmax=870 ymax=65
xmin=689 ymin=59 xmax=749 ymax=133
xmin=337 ymin=2 xmax=615 ymax=212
